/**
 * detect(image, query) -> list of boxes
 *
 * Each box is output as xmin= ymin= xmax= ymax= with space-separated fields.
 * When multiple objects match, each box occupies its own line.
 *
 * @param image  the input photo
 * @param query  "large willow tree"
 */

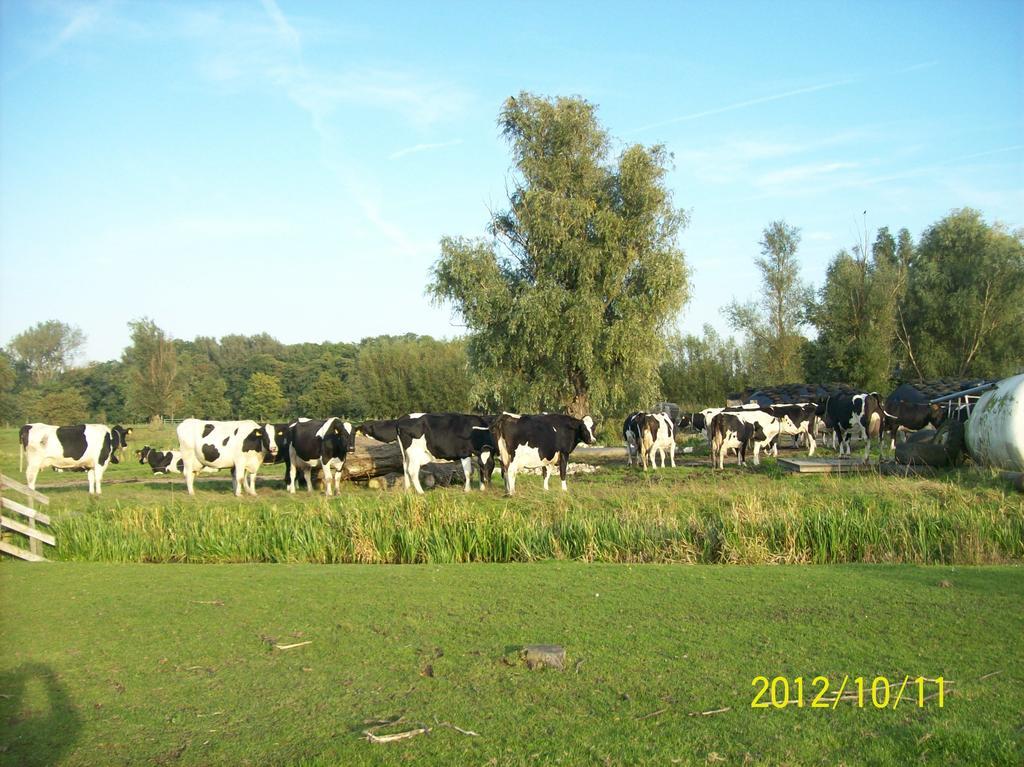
xmin=430 ymin=93 xmax=690 ymax=418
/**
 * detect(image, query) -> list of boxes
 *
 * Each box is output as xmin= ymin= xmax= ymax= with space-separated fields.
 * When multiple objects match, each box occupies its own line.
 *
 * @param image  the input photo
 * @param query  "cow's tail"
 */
xmin=18 ymin=424 xmax=31 ymax=472
xmin=492 ymin=415 xmax=512 ymax=468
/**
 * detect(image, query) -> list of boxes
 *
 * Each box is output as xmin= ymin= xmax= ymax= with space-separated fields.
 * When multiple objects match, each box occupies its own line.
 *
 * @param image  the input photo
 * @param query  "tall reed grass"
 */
xmin=51 ymin=479 xmax=1024 ymax=565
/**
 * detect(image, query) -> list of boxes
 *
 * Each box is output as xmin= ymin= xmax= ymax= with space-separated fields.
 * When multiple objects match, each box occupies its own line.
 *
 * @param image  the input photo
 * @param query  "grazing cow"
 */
xmin=356 ymin=415 xmax=425 ymax=444
xmin=763 ymin=403 xmax=819 ymax=456
xmin=395 ymin=413 xmax=496 ymax=494
xmin=176 ymin=418 xmax=277 ymax=496
xmin=622 ymin=412 xmax=643 ymax=466
xmin=491 ymin=413 xmax=597 ymax=495
xmin=637 ymin=412 xmax=676 ymax=470
xmin=708 ymin=410 xmax=780 ymax=469
xmin=823 ymin=393 xmax=884 ymax=460
xmin=287 ymin=418 xmax=354 ymax=496
xmin=137 ymin=446 xmax=185 ymax=475
xmin=882 ymin=400 xmax=945 ymax=450
xmin=20 ymin=423 xmax=131 ymax=495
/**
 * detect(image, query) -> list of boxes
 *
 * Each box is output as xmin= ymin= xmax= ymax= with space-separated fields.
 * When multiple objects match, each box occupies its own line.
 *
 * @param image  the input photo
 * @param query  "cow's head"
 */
xmin=676 ymin=413 xmax=692 ymax=431
xmin=266 ymin=423 xmax=289 ymax=458
xmin=322 ymin=420 xmax=353 ymax=462
xmin=578 ymin=415 xmax=597 ymax=445
xmin=136 ymin=446 xmax=152 ymax=464
xmin=927 ymin=403 xmax=946 ymax=428
xmin=243 ymin=426 xmax=273 ymax=456
xmin=692 ymin=413 xmax=707 ymax=432
xmin=111 ymin=426 xmax=131 ymax=452
xmin=263 ymin=424 xmax=279 ymax=456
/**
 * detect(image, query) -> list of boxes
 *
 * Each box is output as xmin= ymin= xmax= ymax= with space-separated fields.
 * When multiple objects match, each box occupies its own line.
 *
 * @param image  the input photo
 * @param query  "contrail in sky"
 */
xmin=629 ymin=77 xmax=859 ymax=134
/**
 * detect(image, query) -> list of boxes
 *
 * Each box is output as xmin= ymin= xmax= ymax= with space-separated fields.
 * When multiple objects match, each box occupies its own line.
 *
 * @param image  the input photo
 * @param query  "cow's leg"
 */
xmin=408 ymin=455 xmax=425 ymax=495
xmin=87 ymin=467 xmax=96 ymax=495
xmin=25 ymin=461 xmax=40 ymax=491
xmin=461 ymin=456 xmax=472 ymax=492
xmin=542 ymin=464 xmax=550 ymax=491
xmin=322 ymin=464 xmax=334 ymax=497
xmin=94 ymin=464 xmax=106 ymax=496
xmin=752 ymin=442 xmax=761 ymax=466
xmin=670 ymin=440 xmax=676 ymax=467
xmin=232 ymin=464 xmax=244 ymax=496
xmin=505 ymin=461 xmax=517 ymax=495
xmin=304 ymin=464 xmax=315 ymax=492
xmin=558 ymin=454 xmax=568 ymax=491
xmin=806 ymin=431 xmax=816 ymax=457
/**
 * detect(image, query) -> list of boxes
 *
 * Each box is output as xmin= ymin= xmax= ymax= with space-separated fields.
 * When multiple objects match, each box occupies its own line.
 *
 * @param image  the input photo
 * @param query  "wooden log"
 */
xmin=339 ymin=441 xmax=404 ymax=480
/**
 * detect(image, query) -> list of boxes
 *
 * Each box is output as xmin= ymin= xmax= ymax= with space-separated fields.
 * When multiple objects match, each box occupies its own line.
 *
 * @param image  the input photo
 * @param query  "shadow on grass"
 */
xmin=0 ymin=663 xmax=81 ymax=767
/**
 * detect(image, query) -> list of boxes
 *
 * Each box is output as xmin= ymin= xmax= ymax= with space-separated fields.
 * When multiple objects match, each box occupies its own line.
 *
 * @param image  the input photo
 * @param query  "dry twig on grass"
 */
xmin=688 ymin=707 xmax=731 ymax=717
xmin=274 ymin=640 xmax=312 ymax=651
xmin=978 ymin=670 xmax=1002 ymax=681
xmin=361 ymin=716 xmax=480 ymax=743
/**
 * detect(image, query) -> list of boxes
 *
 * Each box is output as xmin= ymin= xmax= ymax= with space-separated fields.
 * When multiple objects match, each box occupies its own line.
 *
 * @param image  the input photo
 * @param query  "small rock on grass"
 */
xmin=522 ymin=645 xmax=565 ymax=671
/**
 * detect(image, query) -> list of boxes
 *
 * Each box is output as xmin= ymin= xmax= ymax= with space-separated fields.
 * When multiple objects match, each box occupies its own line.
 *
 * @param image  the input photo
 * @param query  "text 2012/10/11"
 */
xmin=751 ymin=676 xmax=950 ymax=709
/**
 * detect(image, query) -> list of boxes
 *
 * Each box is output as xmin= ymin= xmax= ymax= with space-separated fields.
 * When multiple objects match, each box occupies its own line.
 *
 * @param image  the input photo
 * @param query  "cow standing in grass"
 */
xmin=20 ymin=423 xmax=131 ymax=495
xmin=176 ymin=418 xmax=277 ymax=496
xmin=394 ymin=413 xmax=496 ymax=494
xmin=287 ymin=418 xmax=354 ymax=496
xmin=491 ymin=413 xmax=596 ymax=495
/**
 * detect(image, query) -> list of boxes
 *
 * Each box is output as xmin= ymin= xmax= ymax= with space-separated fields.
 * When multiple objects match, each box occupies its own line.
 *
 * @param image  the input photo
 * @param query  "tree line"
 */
xmin=2 ymin=93 xmax=1021 ymax=428
xmin=0 ymin=324 xmax=474 ymax=426
xmin=659 ymin=208 xmax=1023 ymax=410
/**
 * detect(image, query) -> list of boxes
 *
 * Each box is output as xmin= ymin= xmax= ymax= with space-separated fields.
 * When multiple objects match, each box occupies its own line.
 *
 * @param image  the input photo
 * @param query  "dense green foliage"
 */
xmin=725 ymin=221 xmax=811 ymax=385
xmin=658 ymin=325 xmax=750 ymax=409
xmin=7 ymin=319 xmax=86 ymax=383
xmin=430 ymin=93 xmax=690 ymax=417
xmin=901 ymin=208 xmax=1024 ymax=379
xmin=3 ymin=563 xmax=1022 ymax=766
xmin=806 ymin=227 xmax=911 ymax=392
xmin=0 ymin=330 xmax=470 ymax=424
xmin=354 ymin=336 xmax=473 ymax=416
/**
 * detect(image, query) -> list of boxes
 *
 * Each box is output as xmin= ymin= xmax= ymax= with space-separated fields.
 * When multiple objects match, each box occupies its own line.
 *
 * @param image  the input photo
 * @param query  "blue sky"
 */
xmin=1 ymin=0 xmax=1021 ymax=363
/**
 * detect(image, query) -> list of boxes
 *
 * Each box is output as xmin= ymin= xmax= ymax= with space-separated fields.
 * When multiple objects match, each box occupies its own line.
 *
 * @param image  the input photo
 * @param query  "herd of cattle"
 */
xmin=16 ymin=389 xmax=944 ymax=497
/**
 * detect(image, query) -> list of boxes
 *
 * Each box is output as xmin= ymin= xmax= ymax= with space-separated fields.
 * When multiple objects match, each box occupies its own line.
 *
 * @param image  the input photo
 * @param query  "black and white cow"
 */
xmin=395 ymin=413 xmax=496 ymax=494
xmin=637 ymin=412 xmax=676 ymax=470
xmin=823 ymin=393 xmax=885 ymax=460
xmin=176 ymin=418 xmax=277 ymax=496
xmin=287 ymin=417 xmax=354 ymax=496
xmin=882 ymin=400 xmax=945 ymax=450
xmin=355 ymin=415 xmax=425 ymax=444
xmin=491 ymin=413 xmax=596 ymax=495
xmin=137 ymin=446 xmax=185 ymax=475
xmin=623 ymin=412 xmax=644 ymax=466
xmin=20 ymin=423 xmax=131 ymax=495
xmin=763 ymin=403 xmax=819 ymax=456
xmin=708 ymin=410 xmax=780 ymax=469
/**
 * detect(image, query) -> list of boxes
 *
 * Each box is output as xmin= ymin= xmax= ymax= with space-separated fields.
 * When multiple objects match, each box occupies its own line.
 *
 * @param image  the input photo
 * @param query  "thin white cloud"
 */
xmin=756 ymin=161 xmax=860 ymax=187
xmin=629 ymin=77 xmax=858 ymax=133
xmin=896 ymin=61 xmax=939 ymax=74
xmin=38 ymin=2 xmax=105 ymax=59
xmin=260 ymin=0 xmax=301 ymax=51
xmin=389 ymin=139 xmax=464 ymax=160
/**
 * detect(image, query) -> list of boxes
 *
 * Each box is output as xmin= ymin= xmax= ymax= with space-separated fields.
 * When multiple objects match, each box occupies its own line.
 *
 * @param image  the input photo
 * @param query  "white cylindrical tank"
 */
xmin=966 ymin=373 xmax=1024 ymax=471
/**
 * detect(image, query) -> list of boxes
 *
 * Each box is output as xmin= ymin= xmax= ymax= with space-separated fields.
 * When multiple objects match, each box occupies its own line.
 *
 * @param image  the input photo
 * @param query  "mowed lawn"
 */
xmin=2 ymin=563 xmax=1022 ymax=766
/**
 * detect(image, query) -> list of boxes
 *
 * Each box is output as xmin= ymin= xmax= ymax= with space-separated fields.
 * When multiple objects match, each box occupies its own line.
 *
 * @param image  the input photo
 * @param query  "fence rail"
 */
xmin=0 ymin=473 xmax=53 ymax=562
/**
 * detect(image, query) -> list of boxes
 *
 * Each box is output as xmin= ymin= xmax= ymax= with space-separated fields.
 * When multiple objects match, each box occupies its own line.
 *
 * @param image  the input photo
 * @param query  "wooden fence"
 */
xmin=0 ymin=473 xmax=54 ymax=562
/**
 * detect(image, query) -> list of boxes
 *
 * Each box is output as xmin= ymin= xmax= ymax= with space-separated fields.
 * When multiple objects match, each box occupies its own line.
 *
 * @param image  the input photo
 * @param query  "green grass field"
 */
xmin=2 ymin=563 xmax=1022 ymax=766
xmin=2 ymin=425 xmax=1022 ymax=765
